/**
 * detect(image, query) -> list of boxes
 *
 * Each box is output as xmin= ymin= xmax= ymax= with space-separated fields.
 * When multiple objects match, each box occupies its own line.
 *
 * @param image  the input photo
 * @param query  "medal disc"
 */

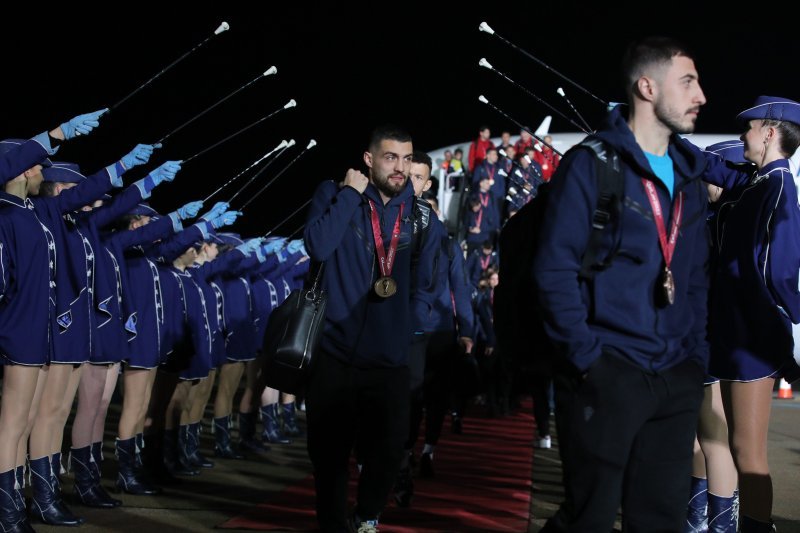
xmin=374 ymin=276 xmax=397 ymax=298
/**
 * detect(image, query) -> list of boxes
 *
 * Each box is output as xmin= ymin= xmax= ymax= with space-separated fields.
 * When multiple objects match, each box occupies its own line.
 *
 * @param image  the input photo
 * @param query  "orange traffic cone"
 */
xmin=777 ymin=378 xmax=794 ymax=399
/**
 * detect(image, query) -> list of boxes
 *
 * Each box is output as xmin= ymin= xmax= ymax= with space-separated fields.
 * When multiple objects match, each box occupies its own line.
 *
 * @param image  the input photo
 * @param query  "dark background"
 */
xmin=2 ymin=6 xmax=795 ymax=237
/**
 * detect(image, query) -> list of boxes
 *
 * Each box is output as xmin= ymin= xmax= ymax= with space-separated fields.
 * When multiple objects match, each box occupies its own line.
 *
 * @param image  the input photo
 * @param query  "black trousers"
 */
xmin=554 ymin=354 xmax=704 ymax=532
xmin=406 ymin=330 xmax=459 ymax=449
xmin=306 ymin=351 xmax=409 ymax=532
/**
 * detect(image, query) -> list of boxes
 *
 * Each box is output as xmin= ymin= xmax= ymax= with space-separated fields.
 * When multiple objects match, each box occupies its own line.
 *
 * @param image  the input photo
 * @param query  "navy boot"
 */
xmin=70 ymin=445 xmax=120 ymax=508
xmin=186 ymin=422 xmax=214 ymax=468
xmin=238 ymin=411 xmax=268 ymax=452
xmin=163 ymin=429 xmax=195 ymax=477
xmin=686 ymin=476 xmax=708 ymax=533
xmin=29 ymin=455 xmax=84 ymax=526
xmin=0 ymin=468 xmax=34 ymax=533
xmin=115 ymin=437 xmax=161 ymax=495
xmin=261 ymin=404 xmax=291 ymax=444
xmin=214 ymin=415 xmax=244 ymax=459
xmin=707 ymin=493 xmax=737 ymax=533
xmin=281 ymin=402 xmax=304 ymax=437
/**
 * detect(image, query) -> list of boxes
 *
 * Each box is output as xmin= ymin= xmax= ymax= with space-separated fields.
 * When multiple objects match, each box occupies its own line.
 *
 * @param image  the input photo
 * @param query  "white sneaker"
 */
xmin=534 ymin=435 xmax=551 ymax=449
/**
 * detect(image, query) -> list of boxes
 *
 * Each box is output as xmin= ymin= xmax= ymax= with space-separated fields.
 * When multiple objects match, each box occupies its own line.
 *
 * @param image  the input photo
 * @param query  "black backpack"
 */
xmin=493 ymin=139 xmax=624 ymax=374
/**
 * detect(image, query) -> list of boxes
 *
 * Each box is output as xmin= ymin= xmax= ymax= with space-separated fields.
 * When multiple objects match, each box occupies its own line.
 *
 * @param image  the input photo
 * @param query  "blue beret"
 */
xmin=704 ymin=140 xmax=747 ymax=164
xmin=0 ymin=138 xmax=53 ymax=167
xmin=737 ymin=96 xmax=800 ymax=127
xmin=41 ymin=161 xmax=85 ymax=183
xmin=127 ymin=203 xmax=160 ymax=217
xmin=215 ymin=232 xmax=243 ymax=246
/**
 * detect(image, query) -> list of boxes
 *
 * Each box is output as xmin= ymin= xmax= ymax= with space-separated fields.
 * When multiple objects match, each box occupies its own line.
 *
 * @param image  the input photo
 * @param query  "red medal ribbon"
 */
xmin=368 ymin=199 xmax=404 ymax=278
xmin=641 ymin=179 xmax=684 ymax=269
xmin=479 ymin=192 xmax=490 ymax=208
xmin=480 ymin=254 xmax=491 ymax=270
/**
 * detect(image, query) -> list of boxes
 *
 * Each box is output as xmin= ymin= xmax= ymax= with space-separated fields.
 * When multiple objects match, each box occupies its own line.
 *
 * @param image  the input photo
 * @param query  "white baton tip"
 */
xmin=479 ymin=22 xmax=494 ymax=34
xmin=478 ymin=95 xmax=489 ymax=104
xmin=264 ymin=66 xmax=277 ymax=76
xmin=215 ymin=22 xmax=230 ymax=35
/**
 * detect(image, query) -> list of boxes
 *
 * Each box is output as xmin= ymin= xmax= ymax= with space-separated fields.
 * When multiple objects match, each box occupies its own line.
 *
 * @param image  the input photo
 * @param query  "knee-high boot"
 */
xmin=29 ymin=455 xmax=84 ymax=526
xmin=686 ymin=476 xmax=708 ymax=533
xmin=70 ymin=445 xmax=120 ymax=508
xmin=214 ymin=415 xmax=244 ymax=459
xmin=114 ymin=437 xmax=161 ymax=495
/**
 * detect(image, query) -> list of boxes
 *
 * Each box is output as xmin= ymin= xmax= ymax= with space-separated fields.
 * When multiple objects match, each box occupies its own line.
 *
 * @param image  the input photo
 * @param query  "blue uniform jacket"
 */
xmin=188 ymin=250 xmax=245 ymax=369
xmin=77 ymin=179 xmax=152 ymax=363
xmin=532 ymin=106 xmax=710 ymax=374
xmin=698 ymin=146 xmax=800 ymax=379
xmin=215 ymin=252 xmax=258 ymax=361
xmin=40 ymin=163 xmax=124 ymax=363
xmin=304 ymin=179 xmax=438 ymax=368
xmin=0 ymin=194 xmax=54 ymax=364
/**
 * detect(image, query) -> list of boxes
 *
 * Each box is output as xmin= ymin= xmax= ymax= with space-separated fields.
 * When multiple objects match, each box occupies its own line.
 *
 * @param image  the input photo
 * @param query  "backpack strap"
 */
xmin=578 ymin=139 xmax=625 ymax=280
xmin=410 ymin=196 xmax=433 ymax=291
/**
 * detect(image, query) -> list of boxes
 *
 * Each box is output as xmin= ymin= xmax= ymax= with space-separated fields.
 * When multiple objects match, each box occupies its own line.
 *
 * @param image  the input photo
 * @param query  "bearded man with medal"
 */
xmin=531 ymin=37 xmax=712 ymax=530
xmin=302 ymin=125 xmax=439 ymax=533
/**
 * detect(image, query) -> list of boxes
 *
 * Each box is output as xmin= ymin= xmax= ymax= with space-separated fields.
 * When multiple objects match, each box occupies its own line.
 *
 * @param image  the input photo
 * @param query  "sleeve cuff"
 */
xmin=134 ymin=178 xmax=152 ymax=199
xmin=106 ymin=162 xmax=126 ymax=187
xmin=255 ymin=247 xmax=267 ymax=263
xmin=168 ymin=212 xmax=182 ymax=232
xmin=32 ymin=131 xmax=59 ymax=155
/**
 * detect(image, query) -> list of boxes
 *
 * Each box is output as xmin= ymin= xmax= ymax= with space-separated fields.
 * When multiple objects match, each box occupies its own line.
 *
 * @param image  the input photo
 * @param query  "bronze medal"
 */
xmin=662 ymin=267 xmax=675 ymax=306
xmin=374 ymin=276 xmax=397 ymax=298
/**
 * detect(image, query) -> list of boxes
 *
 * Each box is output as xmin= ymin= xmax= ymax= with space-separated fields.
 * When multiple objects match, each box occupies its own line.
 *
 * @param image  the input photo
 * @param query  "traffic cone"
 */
xmin=777 ymin=378 xmax=794 ymax=399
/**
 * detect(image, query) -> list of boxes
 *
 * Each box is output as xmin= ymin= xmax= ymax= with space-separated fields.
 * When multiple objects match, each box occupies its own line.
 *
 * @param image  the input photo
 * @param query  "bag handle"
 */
xmin=306 ymin=261 xmax=325 ymax=294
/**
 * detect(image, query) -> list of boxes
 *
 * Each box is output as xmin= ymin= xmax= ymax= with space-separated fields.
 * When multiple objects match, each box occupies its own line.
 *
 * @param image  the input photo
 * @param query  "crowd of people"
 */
xmin=2 ymin=34 xmax=800 ymax=533
xmin=0 ymin=116 xmax=312 ymax=532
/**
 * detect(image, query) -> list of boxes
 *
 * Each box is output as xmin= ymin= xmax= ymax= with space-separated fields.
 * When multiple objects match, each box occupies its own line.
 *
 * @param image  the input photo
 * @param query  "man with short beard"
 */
xmin=532 ymin=36 xmax=710 ymax=530
xmin=303 ymin=125 xmax=439 ymax=533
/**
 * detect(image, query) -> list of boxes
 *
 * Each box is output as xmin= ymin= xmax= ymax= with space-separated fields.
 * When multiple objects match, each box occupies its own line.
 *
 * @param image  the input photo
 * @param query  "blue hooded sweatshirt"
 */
xmin=532 ymin=106 xmax=710 ymax=374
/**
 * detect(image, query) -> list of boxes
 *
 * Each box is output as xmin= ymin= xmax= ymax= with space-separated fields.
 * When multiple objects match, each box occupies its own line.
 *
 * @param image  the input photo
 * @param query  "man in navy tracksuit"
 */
xmin=304 ymin=125 xmax=438 ymax=533
xmin=532 ymin=37 xmax=709 ymax=531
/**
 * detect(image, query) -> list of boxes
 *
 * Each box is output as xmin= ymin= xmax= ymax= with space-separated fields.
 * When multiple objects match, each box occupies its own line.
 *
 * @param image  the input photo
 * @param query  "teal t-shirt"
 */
xmin=644 ymin=151 xmax=675 ymax=198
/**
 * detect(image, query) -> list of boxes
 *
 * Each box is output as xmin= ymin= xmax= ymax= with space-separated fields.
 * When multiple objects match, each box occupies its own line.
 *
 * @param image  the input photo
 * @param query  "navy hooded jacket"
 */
xmin=532 ymin=106 xmax=710 ymax=374
xmin=304 ymin=179 xmax=438 ymax=368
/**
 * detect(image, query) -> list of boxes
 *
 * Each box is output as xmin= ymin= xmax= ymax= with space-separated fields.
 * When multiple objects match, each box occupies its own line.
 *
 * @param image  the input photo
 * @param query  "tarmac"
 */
xmin=29 ymin=392 xmax=800 ymax=533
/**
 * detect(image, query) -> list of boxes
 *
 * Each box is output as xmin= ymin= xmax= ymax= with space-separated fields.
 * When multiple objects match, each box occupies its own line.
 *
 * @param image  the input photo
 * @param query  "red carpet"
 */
xmin=219 ymin=403 xmax=535 ymax=532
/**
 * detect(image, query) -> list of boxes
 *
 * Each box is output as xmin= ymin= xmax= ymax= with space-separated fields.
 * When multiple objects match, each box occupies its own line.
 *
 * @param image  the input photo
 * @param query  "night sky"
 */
xmin=3 ymin=6 xmax=796 ymax=237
